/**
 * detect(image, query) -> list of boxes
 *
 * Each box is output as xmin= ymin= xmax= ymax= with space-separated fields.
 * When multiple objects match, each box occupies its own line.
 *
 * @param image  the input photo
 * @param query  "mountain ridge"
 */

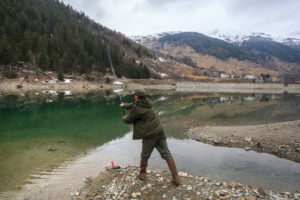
xmin=131 ymin=31 xmax=300 ymax=47
xmin=131 ymin=31 xmax=300 ymax=80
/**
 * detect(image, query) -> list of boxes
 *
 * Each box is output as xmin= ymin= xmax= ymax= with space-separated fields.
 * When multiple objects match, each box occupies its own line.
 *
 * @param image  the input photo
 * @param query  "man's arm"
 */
xmin=122 ymin=108 xmax=140 ymax=124
xmin=120 ymin=103 xmax=134 ymax=110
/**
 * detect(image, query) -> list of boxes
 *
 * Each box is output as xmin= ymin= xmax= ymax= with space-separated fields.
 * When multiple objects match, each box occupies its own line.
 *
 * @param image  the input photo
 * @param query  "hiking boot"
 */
xmin=166 ymin=156 xmax=181 ymax=186
xmin=171 ymin=175 xmax=181 ymax=186
xmin=138 ymin=173 xmax=146 ymax=181
xmin=138 ymin=159 xmax=148 ymax=181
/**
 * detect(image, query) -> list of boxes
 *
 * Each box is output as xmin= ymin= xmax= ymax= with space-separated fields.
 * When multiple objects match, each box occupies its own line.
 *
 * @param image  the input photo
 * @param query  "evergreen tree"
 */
xmin=0 ymin=0 xmax=152 ymax=79
xmin=38 ymin=52 xmax=49 ymax=70
xmin=58 ymin=66 xmax=64 ymax=81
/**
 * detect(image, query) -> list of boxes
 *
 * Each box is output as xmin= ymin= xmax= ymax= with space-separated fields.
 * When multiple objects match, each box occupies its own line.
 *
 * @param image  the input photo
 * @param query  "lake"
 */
xmin=0 ymin=92 xmax=300 ymax=199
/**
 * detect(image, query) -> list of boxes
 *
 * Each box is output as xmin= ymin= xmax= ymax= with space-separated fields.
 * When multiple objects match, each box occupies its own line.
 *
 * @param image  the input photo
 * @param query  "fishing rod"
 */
xmin=107 ymin=45 xmax=125 ymax=115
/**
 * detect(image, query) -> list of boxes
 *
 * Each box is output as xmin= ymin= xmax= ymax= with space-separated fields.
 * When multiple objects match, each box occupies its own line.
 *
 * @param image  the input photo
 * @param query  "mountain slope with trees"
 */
xmin=242 ymin=38 xmax=300 ymax=64
xmin=133 ymin=32 xmax=300 ymax=80
xmin=0 ymin=0 xmax=152 ymax=79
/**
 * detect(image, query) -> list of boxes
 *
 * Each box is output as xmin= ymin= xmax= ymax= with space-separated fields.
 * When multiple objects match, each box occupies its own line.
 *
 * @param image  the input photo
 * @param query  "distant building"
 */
xmin=271 ymin=77 xmax=280 ymax=82
xmin=220 ymin=73 xmax=230 ymax=78
xmin=230 ymin=74 xmax=240 ymax=78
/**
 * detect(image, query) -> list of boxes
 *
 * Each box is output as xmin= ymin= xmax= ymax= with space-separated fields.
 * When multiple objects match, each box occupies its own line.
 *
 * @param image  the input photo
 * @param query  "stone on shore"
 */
xmin=74 ymin=166 xmax=297 ymax=200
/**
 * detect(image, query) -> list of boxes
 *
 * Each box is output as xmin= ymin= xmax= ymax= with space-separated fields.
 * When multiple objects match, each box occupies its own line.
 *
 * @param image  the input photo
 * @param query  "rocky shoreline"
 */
xmin=0 ymin=79 xmax=175 ymax=95
xmin=176 ymin=82 xmax=300 ymax=94
xmin=185 ymin=120 xmax=300 ymax=163
xmin=74 ymin=166 xmax=299 ymax=200
xmin=1 ymin=79 xmax=300 ymax=95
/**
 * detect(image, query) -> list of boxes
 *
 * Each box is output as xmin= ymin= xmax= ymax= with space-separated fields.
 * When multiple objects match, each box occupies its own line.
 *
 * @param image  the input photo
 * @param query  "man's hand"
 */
xmin=120 ymin=103 xmax=125 ymax=107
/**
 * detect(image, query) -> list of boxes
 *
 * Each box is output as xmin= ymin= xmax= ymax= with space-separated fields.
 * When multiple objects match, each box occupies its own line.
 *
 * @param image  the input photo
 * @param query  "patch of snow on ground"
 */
xmin=113 ymin=89 xmax=124 ymax=93
xmin=64 ymin=91 xmax=72 ymax=95
xmin=48 ymin=90 xmax=58 ymax=95
xmin=159 ymin=73 xmax=168 ymax=78
xmin=48 ymin=79 xmax=57 ymax=84
xmin=64 ymin=79 xmax=72 ymax=83
xmin=158 ymin=96 xmax=168 ymax=101
xmin=113 ymin=81 xmax=123 ymax=85
xmin=158 ymin=57 xmax=165 ymax=62
xmin=158 ymin=111 xmax=165 ymax=116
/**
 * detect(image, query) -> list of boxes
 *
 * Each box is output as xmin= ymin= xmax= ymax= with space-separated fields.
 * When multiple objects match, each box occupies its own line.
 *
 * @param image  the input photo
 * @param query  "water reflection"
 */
xmin=152 ymin=93 xmax=300 ymax=137
xmin=8 ymin=133 xmax=300 ymax=200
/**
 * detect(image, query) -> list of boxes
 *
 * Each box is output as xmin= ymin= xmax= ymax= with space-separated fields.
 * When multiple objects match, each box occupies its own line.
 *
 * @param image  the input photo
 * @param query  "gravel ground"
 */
xmin=74 ymin=166 xmax=299 ymax=200
xmin=185 ymin=120 xmax=300 ymax=163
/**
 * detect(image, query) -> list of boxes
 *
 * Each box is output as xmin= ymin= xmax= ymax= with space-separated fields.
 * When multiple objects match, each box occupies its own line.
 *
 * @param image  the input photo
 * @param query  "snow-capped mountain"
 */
xmin=130 ymin=31 xmax=180 ymax=42
xmin=129 ymin=31 xmax=180 ymax=50
xmin=208 ymin=31 xmax=273 ymax=45
xmin=131 ymin=31 xmax=300 ymax=48
xmin=130 ymin=31 xmax=181 ymax=49
xmin=208 ymin=31 xmax=300 ymax=47
xmin=281 ymin=37 xmax=300 ymax=49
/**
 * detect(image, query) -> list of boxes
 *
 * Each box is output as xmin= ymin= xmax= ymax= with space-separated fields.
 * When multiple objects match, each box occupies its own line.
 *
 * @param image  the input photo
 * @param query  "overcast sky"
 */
xmin=62 ymin=0 xmax=300 ymax=37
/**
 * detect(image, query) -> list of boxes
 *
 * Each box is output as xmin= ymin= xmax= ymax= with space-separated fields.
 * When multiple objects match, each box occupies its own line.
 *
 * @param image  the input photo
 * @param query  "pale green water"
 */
xmin=0 ymin=93 xmax=129 ymax=191
xmin=0 ymin=92 xmax=300 ymax=195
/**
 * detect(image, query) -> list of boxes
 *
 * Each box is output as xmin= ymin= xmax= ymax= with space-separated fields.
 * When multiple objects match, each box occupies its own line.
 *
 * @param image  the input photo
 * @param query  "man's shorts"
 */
xmin=141 ymin=132 xmax=172 ymax=160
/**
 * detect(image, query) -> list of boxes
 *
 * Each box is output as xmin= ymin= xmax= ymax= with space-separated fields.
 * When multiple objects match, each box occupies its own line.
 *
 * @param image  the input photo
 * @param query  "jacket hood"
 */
xmin=136 ymin=98 xmax=152 ymax=108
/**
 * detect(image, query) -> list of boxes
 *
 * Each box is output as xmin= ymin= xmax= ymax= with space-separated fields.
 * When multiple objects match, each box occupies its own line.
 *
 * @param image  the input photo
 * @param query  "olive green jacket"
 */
xmin=122 ymin=98 xmax=163 ymax=140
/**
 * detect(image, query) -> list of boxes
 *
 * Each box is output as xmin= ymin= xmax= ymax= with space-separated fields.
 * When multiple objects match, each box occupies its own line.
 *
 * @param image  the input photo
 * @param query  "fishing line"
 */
xmin=107 ymin=45 xmax=125 ymax=115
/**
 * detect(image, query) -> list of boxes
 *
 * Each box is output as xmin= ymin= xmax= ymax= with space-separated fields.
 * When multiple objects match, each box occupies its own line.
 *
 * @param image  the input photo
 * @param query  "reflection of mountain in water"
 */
xmin=153 ymin=93 xmax=300 ymax=137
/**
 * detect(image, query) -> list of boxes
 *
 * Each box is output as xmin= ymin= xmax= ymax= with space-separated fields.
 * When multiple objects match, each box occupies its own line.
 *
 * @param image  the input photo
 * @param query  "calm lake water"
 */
xmin=0 ymin=92 xmax=300 ymax=199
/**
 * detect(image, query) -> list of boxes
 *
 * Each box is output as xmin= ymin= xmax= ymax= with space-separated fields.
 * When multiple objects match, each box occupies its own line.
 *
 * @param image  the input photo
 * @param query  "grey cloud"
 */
xmin=226 ymin=0 xmax=300 ymax=17
xmin=145 ymin=0 xmax=212 ymax=9
xmin=146 ymin=0 xmax=185 ymax=7
xmin=62 ymin=0 xmax=300 ymax=36
xmin=63 ymin=0 xmax=107 ymax=22
xmin=227 ymin=0 xmax=300 ymax=10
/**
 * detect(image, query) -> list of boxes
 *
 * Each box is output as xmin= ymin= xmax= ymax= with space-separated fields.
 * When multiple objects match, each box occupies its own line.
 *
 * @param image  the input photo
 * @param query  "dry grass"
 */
xmin=160 ymin=44 xmax=280 ymax=78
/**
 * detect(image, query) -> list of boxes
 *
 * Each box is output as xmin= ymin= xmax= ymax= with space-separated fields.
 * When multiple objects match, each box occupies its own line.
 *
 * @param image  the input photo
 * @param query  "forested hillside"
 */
xmin=0 ymin=0 xmax=151 ymax=78
xmin=243 ymin=38 xmax=300 ymax=64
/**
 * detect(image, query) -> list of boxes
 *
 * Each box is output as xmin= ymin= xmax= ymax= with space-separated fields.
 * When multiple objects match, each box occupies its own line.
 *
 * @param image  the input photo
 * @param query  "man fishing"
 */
xmin=120 ymin=91 xmax=181 ymax=186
